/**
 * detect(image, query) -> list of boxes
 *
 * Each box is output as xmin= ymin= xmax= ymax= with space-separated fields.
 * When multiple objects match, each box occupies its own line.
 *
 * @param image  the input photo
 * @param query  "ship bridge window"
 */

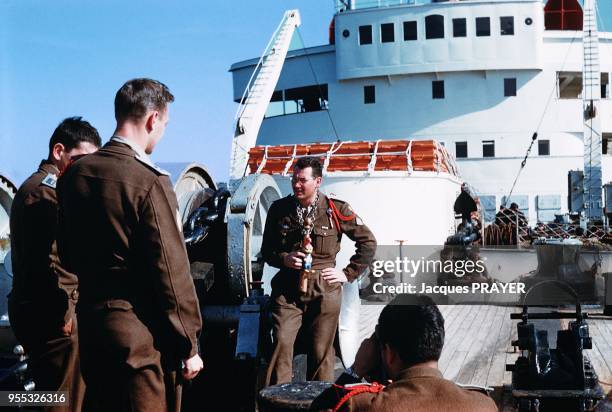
xmin=364 ymin=85 xmax=375 ymax=104
xmin=557 ymin=72 xmax=582 ymax=99
xmin=453 ymin=18 xmax=466 ymax=37
xmin=425 ymin=15 xmax=444 ymax=39
xmin=456 ymin=142 xmax=468 ymax=158
xmin=482 ymin=140 xmax=495 ymax=157
xmin=264 ymin=90 xmax=285 ymax=118
xmin=601 ymin=73 xmax=609 ymax=99
xmin=403 ymin=21 xmax=417 ymax=41
xmin=359 ymin=25 xmax=372 ymax=45
xmin=538 ymin=140 xmax=550 ymax=156
xmin=284 ymin=85 xmax=328 ymax=114
xmin=476 ymin=17 xmax=490 ymax=37
xmin=603 ymin=134 xmax=612 ymax=155
xmin=500 ymin=16 xmax=514 ymax=35
xmin=381 ymin=23 xmax=394 ymax=43
xmin=432 ymin=80 xmax=445 ymax=99
xmin=504 ymin=78 xmax=517 ymax=96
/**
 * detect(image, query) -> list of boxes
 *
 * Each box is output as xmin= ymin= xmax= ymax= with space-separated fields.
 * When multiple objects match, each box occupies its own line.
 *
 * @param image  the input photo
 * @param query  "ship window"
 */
xmin=538 ymin=140 xmax=550 ymax=156
xmin=500 ymin=16 xmax=514 ymax=35
xmin=364 ymin=85 xmax=375 ymax=104
xmin=476 ymin=17 xmax=490 ymax=37
xmin=284 ymin=85 xmax=328 ymax=115
xmin=403 ymin=21 xmax=417 ymax=41
xmin=381 ymin=23 xmax=394 ymax=43
xmin=453 ymin=18 xmax=466 ymax=37
xmin=264 ymin=90 xmax=285 ymax=118
xmin=557 ymin=72 xmax=582 ymax=99
xmin=504 ymin=78 xmax=517 ymax=96
xmin=601 ymin=73 xmax=609 ymax=99
xmin=432 ymin=80 xmax=444 ymax=99
xmin=603 ymin=134 xmax=612 ymax=155
xmin=483 ymin=140 xmax=495 ymax=157
xmin=359 ymin=25 xmax=372 ymax=45
xmin=456 ymin=142 xmax=468 ymax=158
xmin=425 ymin=15 xmax=444 ymax=39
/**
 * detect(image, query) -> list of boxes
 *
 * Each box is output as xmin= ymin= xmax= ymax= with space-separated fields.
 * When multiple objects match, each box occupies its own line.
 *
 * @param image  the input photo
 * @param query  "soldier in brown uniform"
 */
xmin=57 ymin=78 xmax=203 ymax=412
xmin=262 ymin=156 xmax=376 ymax=385
xmin=8 ymin=116 xmax=101 ymax=412
xmin=311 ymin=296 xmax=498 ymax=412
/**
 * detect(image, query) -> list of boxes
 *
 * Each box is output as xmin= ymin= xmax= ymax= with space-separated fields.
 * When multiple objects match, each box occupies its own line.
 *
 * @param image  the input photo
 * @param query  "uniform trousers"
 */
xmin=266 ymin=269 xmax=342 ymax=385
xmin=77 ymin=300 xmax=181 ymax=412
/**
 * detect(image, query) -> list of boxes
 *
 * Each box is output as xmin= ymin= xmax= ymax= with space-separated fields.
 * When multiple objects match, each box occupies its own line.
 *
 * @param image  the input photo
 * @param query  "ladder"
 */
xmin=582 ymin=0 xmax=603 ymax=221
xmin=229 ymin=10 xmax=301 ymax=184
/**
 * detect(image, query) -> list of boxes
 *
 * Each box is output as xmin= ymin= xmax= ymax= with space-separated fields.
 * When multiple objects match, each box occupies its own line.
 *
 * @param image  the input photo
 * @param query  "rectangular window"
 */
xmin=453 ymin=18 xmax=466 ymax=37
xmin=359 ymin=25 xmax=372 ymax=45
xmin=504 ymin=78 xmax=517 ymax=96
xmin=403 ymin=21 xmax=417 ymax=41
xmin=456 ymin=142 xmax=468 ymax=158
xmin=432 ymin=80 xmax=445 ymax=99
xmin=476 ymin=17 xmax=491 ymax=37
xmin=601 ymin=73 xmax=609 ymax=99
xmin=425 ymin=15 xmax=444 ymax=39
xmin=364 ymin=85 xmax=375 ymax=104
xmin=557 ymin=72 xmax=583 ymax=99
xmin=604 ymin=134 xmax=612 ymax=155
xmin=500 ymin=16 xmax=514 ymax=35
xmin=483 ymin=140 xmax=495 ymax=158
xmin=538 ymin=140 xmax=550 ymax=156
xmin=381 ymin=23 xmax=394 ymax=43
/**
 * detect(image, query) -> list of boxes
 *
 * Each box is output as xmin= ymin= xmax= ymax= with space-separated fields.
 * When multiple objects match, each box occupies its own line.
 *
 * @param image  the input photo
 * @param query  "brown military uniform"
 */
xmin=56 ymin=140 xmax=202 ymax=412
xmin=312 ymin=366 xmax=498 ymax=412
xmin=262 ymin=193 xmax=376 ymax=385
xmin=8 ymin=160 xmax=84 ymax=412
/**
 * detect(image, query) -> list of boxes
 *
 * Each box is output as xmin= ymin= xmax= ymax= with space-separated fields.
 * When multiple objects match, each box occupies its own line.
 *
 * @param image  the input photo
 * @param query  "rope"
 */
xmin=332 ymin=382 xmax=385 ymax=412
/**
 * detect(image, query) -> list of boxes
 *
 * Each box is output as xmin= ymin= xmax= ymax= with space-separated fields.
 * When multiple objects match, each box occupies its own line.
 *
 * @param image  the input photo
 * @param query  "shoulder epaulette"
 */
xmin=332 ymin=382 xmax=385 ymax=412
xmin=134 ymin=155 xmax=169 ymax=176
xmin=40 ymin=173 xmax=57 ymax=189
xmin=328 ymin=197 xmax=358 ymax=231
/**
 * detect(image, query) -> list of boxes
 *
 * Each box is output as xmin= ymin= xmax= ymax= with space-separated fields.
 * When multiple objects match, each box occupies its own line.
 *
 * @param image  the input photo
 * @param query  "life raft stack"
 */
xmin=246 ymin=139 xmax=460 ymax=177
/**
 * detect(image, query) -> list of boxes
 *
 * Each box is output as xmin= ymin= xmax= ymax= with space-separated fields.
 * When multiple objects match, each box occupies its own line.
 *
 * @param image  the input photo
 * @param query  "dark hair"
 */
xmin=510 ymin=202 xmax=519 ymax=210
xmin=114 ymin=78 xmax=174 ymax=122
xmin=294 ymin=156 xmax=323 ymax=178
xmin=48 ymin=116 xmax=101 ymax=153
xmin=377 ymin=295 xmax=445 ymax=367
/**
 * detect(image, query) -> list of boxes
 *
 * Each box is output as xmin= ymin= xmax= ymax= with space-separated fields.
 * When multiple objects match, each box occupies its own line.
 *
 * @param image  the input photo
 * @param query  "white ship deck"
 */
xmin=358 ymin=304 xmax=612 ymax=411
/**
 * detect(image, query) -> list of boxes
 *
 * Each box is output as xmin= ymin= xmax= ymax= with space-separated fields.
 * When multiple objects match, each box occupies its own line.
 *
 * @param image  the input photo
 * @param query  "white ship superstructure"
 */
xmin=230 ymin=0 xmax=612 ymax=225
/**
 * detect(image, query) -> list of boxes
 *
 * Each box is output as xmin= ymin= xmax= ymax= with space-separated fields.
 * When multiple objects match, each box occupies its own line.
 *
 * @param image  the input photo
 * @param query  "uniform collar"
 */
xmin=397 ymin=365 xmax=443 ymax=381
xmin=38 ymin=160 xmax=60 ymax=176
xmin=109 ymin=136 xmax=169 ymax=176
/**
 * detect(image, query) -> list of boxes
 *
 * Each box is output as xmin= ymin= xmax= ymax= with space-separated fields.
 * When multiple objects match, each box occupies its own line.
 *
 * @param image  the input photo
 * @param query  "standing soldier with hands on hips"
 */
xmin=57 ymin=78 xmax=203 ymax=412
xmin=262 ymin=156 xmax=377 ymax=385
xmin=8 ymin=117 xmax=101 ymax=412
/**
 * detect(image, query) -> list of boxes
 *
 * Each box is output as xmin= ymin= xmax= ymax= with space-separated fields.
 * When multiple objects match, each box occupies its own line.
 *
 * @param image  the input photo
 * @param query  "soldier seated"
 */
xmin=311 ymin=295 xmax=498 ymax=412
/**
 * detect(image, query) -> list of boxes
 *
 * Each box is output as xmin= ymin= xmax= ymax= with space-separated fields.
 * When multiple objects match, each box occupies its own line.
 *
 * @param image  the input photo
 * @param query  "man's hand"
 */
xmin=321 ymin=267 xmax=348 ymax=284
xmin=283 ymin=251 xmax=305 ymax=269
xmin=182 ymin=354 xmax=204 ymax=380
xmin=351 ymin=337 xmax=379 ymax=377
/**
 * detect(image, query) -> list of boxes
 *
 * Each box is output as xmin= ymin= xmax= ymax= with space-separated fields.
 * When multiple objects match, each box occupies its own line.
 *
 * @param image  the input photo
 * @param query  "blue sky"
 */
xmin=1 ymin=0 xmax=611 ymax=185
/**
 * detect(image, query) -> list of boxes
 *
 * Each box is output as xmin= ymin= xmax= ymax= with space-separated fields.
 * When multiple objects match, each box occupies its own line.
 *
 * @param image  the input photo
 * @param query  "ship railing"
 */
xmin=335 ymin=0 xmax=417 ymax=12
xmin=483 ymin=207 xmax=610 ymax=247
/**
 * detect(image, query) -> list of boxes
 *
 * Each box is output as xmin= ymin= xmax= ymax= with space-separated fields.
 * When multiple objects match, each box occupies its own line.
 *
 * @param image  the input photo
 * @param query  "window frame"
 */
xmin=381 ymin=23 xmax=395 ymax=43
xmin=432 ymin=80 xmax=445 ymax=99
xmin=364 ymin=85 xmax=376 ymax=104
xmin=504 ymin=78 xmax=517 ymax=97
xmin=456 ymin=141 xmax=468 ymax=159
xmin=538 ymin=140 xmax=550 ymax=156
xmin=403 ymin=20 xmax=417 ymax=41
xmin=482 ymin=140 xmax=495 ymax=158
xmin=425 ymin=15 xmax=445 ymax=40
xmin=452 ymin=18 xmax=467 ymax=38
xmin=476 ymin=17 xmax=491 ymax=37
xmin=500 ymin=16 xmax=514 ymax=35
xmin=359 ymin=25 xmax=373 ymax=45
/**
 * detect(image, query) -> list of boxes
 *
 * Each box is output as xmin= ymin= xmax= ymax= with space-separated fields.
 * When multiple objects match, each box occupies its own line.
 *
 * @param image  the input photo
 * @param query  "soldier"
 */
xmin=8 ymin=116 xmax=101 ymax=412
xmin=311 ymin=295 xmax=499 ymax=412
xmin=262 ymin=156 xmax=376 ymax=385
xmin=57 ymin=78 xmax=203 ymax=412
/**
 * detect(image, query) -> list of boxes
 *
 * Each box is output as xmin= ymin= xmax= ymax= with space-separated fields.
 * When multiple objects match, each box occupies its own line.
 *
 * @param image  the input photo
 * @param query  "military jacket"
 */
xmin=313 ymin=366 xmax=498 ymax=412
xmin=261 ymin=193 xmax=376 ymax=282
xmin=9 ymin=160 xmax=77 ymax=328
xmin=57 ymin=140 xmax=202 ymax=359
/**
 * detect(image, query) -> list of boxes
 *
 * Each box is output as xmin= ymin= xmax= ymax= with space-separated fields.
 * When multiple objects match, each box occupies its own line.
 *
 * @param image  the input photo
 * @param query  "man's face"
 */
xmin=291 ymin=166 xmax=321 ymax=203
xmin=56 ymin=141 xmax=99 ymax=172
xmin=146 ymin=107 xmax=169 ymax=154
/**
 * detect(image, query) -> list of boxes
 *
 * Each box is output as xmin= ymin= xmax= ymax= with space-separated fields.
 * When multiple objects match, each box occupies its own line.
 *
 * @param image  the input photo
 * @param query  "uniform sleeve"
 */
xmin=139 ymin=178 xmax=202 ymax=359
xmin=337 ymin=202 xmax=377 ymax=283
xmin=261 ymin=202 xmax=288 ymax=269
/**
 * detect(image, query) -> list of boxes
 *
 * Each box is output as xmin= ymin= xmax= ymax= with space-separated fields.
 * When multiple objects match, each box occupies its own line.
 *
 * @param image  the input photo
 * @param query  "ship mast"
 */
xmin=582 ymin=0 xmax=602 ymax=221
